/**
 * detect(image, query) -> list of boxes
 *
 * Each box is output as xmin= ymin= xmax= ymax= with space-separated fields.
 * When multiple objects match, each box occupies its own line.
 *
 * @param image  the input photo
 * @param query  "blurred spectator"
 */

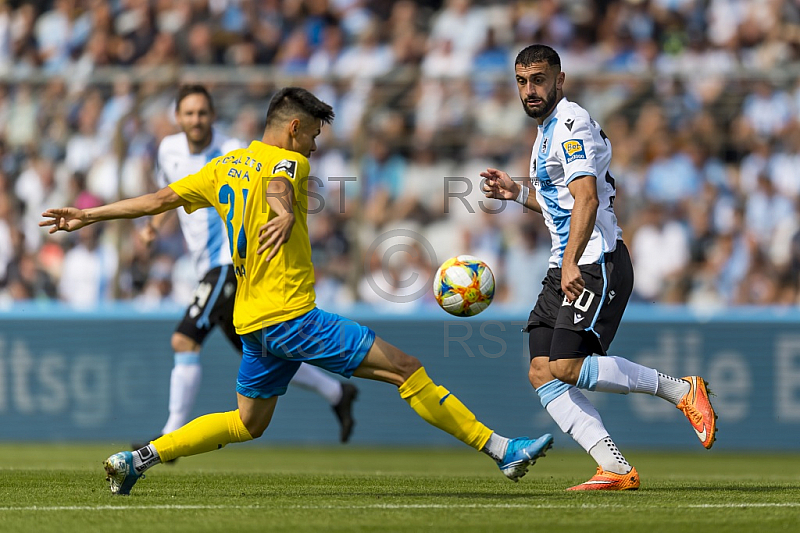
xmin=421 ymin=39 xmax=471 ymax=79
xmin=14 ymin=157 xmax=66 ymax=252
xmin=631 ymin=203 xmax=690 ymax=302
xmin=64 ymin=90 xmax=107 ymax=175
xmin=745 ymin=174 xmax=795 ymax=251
xmin=472 ymin=28 xmax=512 ymax=98
xmin=360 ymin=136 xmax=406 ymax=225
xmin=58 ymin=223 xmax=118 ymax=308
xmin=501 ymin=221 xmax=550 ymax=307
xmin=643 ymin=137 xmax=701 ymax=205
xmin=0 ymin=187 xmax=12 ymax=283
xmin=5 ymin=84 xmax=38 ymax=151
xmin=333 ymin=21 xmax=394 ymax=79
xmin=741 ymin=81 xmax=793 ymax=139
xmin=308 ymin=24 xmax=344 ymax=77
xmin=429 ymin=0 xmax=487 ymax=57
xmin=276 ymin=27 xmax=311 ymax=74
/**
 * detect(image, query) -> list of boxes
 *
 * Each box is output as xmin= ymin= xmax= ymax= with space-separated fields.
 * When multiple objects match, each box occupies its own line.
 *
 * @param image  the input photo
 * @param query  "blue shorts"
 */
xmin=236 ymin=307 xmax=376 ymax=399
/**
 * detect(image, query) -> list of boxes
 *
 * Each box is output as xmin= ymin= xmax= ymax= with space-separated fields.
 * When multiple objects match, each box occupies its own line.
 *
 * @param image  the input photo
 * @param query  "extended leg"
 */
xmin=528 ymin=327 xmax=639 ymax=490
xmin=105 ymin=394 xmax=273 ymax=495
xmin=549 ymin=329 xmax=717 ymax=450
xmin=353 ymin=337 xmax=553 ymax=482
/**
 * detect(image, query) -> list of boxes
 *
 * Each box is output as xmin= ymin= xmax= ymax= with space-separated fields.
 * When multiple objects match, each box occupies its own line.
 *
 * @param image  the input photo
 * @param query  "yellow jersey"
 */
xmin=169 ymin=141 xmax=315 ymax=334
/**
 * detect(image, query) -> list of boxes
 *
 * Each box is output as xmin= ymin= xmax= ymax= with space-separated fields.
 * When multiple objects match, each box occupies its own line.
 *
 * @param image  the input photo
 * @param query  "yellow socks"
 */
xmin=151 ymin=371 xmax=492 ymax=462
xmin=152 ymin=410 xmax=253 ymax=463
xmin=398 ymin=367 xmax=493 ymax=450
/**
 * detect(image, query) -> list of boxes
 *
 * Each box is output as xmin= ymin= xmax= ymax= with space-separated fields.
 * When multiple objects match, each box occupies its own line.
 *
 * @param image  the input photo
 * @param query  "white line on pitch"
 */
xmin=1 ymin=502 xmax=799 ymax=511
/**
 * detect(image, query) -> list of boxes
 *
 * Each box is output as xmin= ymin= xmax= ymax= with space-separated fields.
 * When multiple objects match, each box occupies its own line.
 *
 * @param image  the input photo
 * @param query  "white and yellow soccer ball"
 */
xmin=432 ymin=255 xmax=495 ymax=317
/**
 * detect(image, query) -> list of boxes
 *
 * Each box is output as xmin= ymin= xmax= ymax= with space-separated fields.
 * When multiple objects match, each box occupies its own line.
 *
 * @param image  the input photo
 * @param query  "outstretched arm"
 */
xmin=40 ymin=186 xmax=188 ymax=234
xmin=480 ymin=168 xmax=542 ymax=213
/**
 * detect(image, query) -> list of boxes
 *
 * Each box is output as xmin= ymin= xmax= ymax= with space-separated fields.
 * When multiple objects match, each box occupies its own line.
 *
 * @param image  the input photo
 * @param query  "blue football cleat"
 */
xmin=103 ymin=451 xmax=143 ymax=495
xmin=496 ymin=433 xmax=553 ymax=482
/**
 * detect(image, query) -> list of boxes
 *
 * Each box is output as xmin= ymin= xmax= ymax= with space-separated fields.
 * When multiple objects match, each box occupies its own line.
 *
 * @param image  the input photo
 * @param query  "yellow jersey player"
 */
xmin=137 ymin=84 xmax=358 ymax=448
xmin=42 ymin=87 xmax=554 ymax=496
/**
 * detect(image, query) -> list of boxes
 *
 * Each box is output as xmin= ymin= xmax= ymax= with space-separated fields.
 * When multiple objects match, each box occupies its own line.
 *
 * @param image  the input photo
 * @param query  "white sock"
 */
xmin=290 ymin=364 xmax=343 ymax=405
xmin=481 ymin=432 xmax=509 ymax=462
xmin=593 ymin=356 xmax=659 ymax=395
xmin=132 ymin=443 xmax=161 ymax=474
xmin=545 ymin=386 xmax=610 ymax=452
xmin=656 ymin=373 xmax=690 ymax=405
xmin=588 ymin=436 xmax=631 ymax=475
xmin=161 ymin=352 xmax=202 ymax=435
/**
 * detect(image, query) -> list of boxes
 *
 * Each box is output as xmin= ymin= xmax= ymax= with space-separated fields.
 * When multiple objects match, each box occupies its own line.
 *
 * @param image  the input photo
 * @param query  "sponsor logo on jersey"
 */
xmin=564 ymin=118 xmax=575 ymax=131
xmin=540 ymin=137 xmax=548 ymax=154
xmin=272 ymin=159 xmax=297 ymax=178
xmin=562 ymin=139 xmax=586 ymax=163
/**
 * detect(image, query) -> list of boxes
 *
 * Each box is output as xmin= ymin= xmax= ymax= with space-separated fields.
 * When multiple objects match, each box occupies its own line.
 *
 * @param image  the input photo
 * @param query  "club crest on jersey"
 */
xmin=562 ymin=139 xmax=586 ymax=163
xmin=272 ymin=159 xmax=297 ymax=178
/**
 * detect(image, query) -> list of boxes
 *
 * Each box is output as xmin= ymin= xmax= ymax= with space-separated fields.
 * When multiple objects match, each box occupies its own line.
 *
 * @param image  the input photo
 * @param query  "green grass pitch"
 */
xmin=0 ymin=444 xmax=798 ymax=533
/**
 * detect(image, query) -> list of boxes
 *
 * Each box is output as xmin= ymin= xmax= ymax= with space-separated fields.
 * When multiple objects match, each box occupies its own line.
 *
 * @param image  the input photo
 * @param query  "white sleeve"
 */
xmin=222 ymin=138 xmax=245 ymax=154
xmin=558 ymin=118 xmax=599 ymax=185
xmin=154 ymin=145 xmax=168 ymax=188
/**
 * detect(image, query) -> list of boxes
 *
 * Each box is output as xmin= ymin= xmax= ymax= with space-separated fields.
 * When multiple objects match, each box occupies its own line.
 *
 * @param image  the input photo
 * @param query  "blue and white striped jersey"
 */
xmin=529 ymin=97 xmax=623 ymax=268
xmin=156 ymin=129 xmax=243 ymax=277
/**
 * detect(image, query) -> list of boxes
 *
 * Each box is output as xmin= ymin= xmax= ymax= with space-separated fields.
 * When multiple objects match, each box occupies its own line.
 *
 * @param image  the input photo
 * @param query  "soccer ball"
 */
xmin=432 ymin=255 xmax=495 ymax=317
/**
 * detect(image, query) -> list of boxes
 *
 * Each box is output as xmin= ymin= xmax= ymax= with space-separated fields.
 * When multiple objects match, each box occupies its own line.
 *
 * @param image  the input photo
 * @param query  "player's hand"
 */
xmin=561 ymin=262 xmax=585 ymax=302
xmin=139 ymin=223 xmax=157 ymax=247
xmin=39 ymin=208 xmax=90 ymax=234
xmin=257 ymin=212 xmax=295 ymax=262
xmin=480 ymin=168 xmax=519 ymax=201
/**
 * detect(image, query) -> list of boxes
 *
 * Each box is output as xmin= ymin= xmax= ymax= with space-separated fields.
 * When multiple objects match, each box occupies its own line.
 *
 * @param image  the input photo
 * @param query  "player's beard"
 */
xmin=185 ymin=126 xmax=212 ymax=150
xmin=522 ymin=82 xmax=558 ymax=119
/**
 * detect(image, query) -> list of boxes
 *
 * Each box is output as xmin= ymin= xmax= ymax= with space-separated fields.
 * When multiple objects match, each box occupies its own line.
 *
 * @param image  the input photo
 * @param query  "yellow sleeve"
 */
xmin=268 ymin=157 xmax=309 ymax=181
xmin=169 ymin=161 xmax=216 ymax=214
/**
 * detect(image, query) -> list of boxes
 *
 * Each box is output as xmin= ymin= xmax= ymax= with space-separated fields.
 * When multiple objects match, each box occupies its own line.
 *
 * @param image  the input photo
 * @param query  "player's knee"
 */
xmin=245 ymin=424 xmax=266 ymax=439
xmin=172 ymin=333 xmax=199 ymax=353
xmin=528 ymin=357 xmax=553 ymax=389
xmin=396 ymin=353 xmax=423 ymax=380
xmin=240 ymin=413 xmax=268 ymax=439
xmin=549 ymin=358 xmax=582 ymax=385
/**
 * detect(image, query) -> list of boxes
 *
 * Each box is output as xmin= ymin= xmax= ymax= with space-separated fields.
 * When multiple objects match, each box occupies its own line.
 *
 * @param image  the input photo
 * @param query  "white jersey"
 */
xmin=156 ymin=129 xmax=243 ymax=277
xmin=529 ymin=97 xmax=622 ymax=268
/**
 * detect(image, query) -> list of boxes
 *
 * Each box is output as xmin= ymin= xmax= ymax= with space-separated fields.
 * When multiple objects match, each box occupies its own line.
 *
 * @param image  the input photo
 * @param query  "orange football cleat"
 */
xmin=567 ymin=466 xmax=640 ymax=491
xmin=677 ymin=376 xmax=718 ymax=449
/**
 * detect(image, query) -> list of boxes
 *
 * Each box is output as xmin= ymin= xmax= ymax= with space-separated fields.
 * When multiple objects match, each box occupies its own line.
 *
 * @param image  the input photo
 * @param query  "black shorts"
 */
xmin=175 ymin=264 xmax=242 ymax=351
xmin=524 ymin=241 xmax=633 ymax=356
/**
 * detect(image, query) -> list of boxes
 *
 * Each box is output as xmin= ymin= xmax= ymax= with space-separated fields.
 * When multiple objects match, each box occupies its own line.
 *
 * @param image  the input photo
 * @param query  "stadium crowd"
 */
xmin=2 ymin=0 xmax=800 ymax=310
